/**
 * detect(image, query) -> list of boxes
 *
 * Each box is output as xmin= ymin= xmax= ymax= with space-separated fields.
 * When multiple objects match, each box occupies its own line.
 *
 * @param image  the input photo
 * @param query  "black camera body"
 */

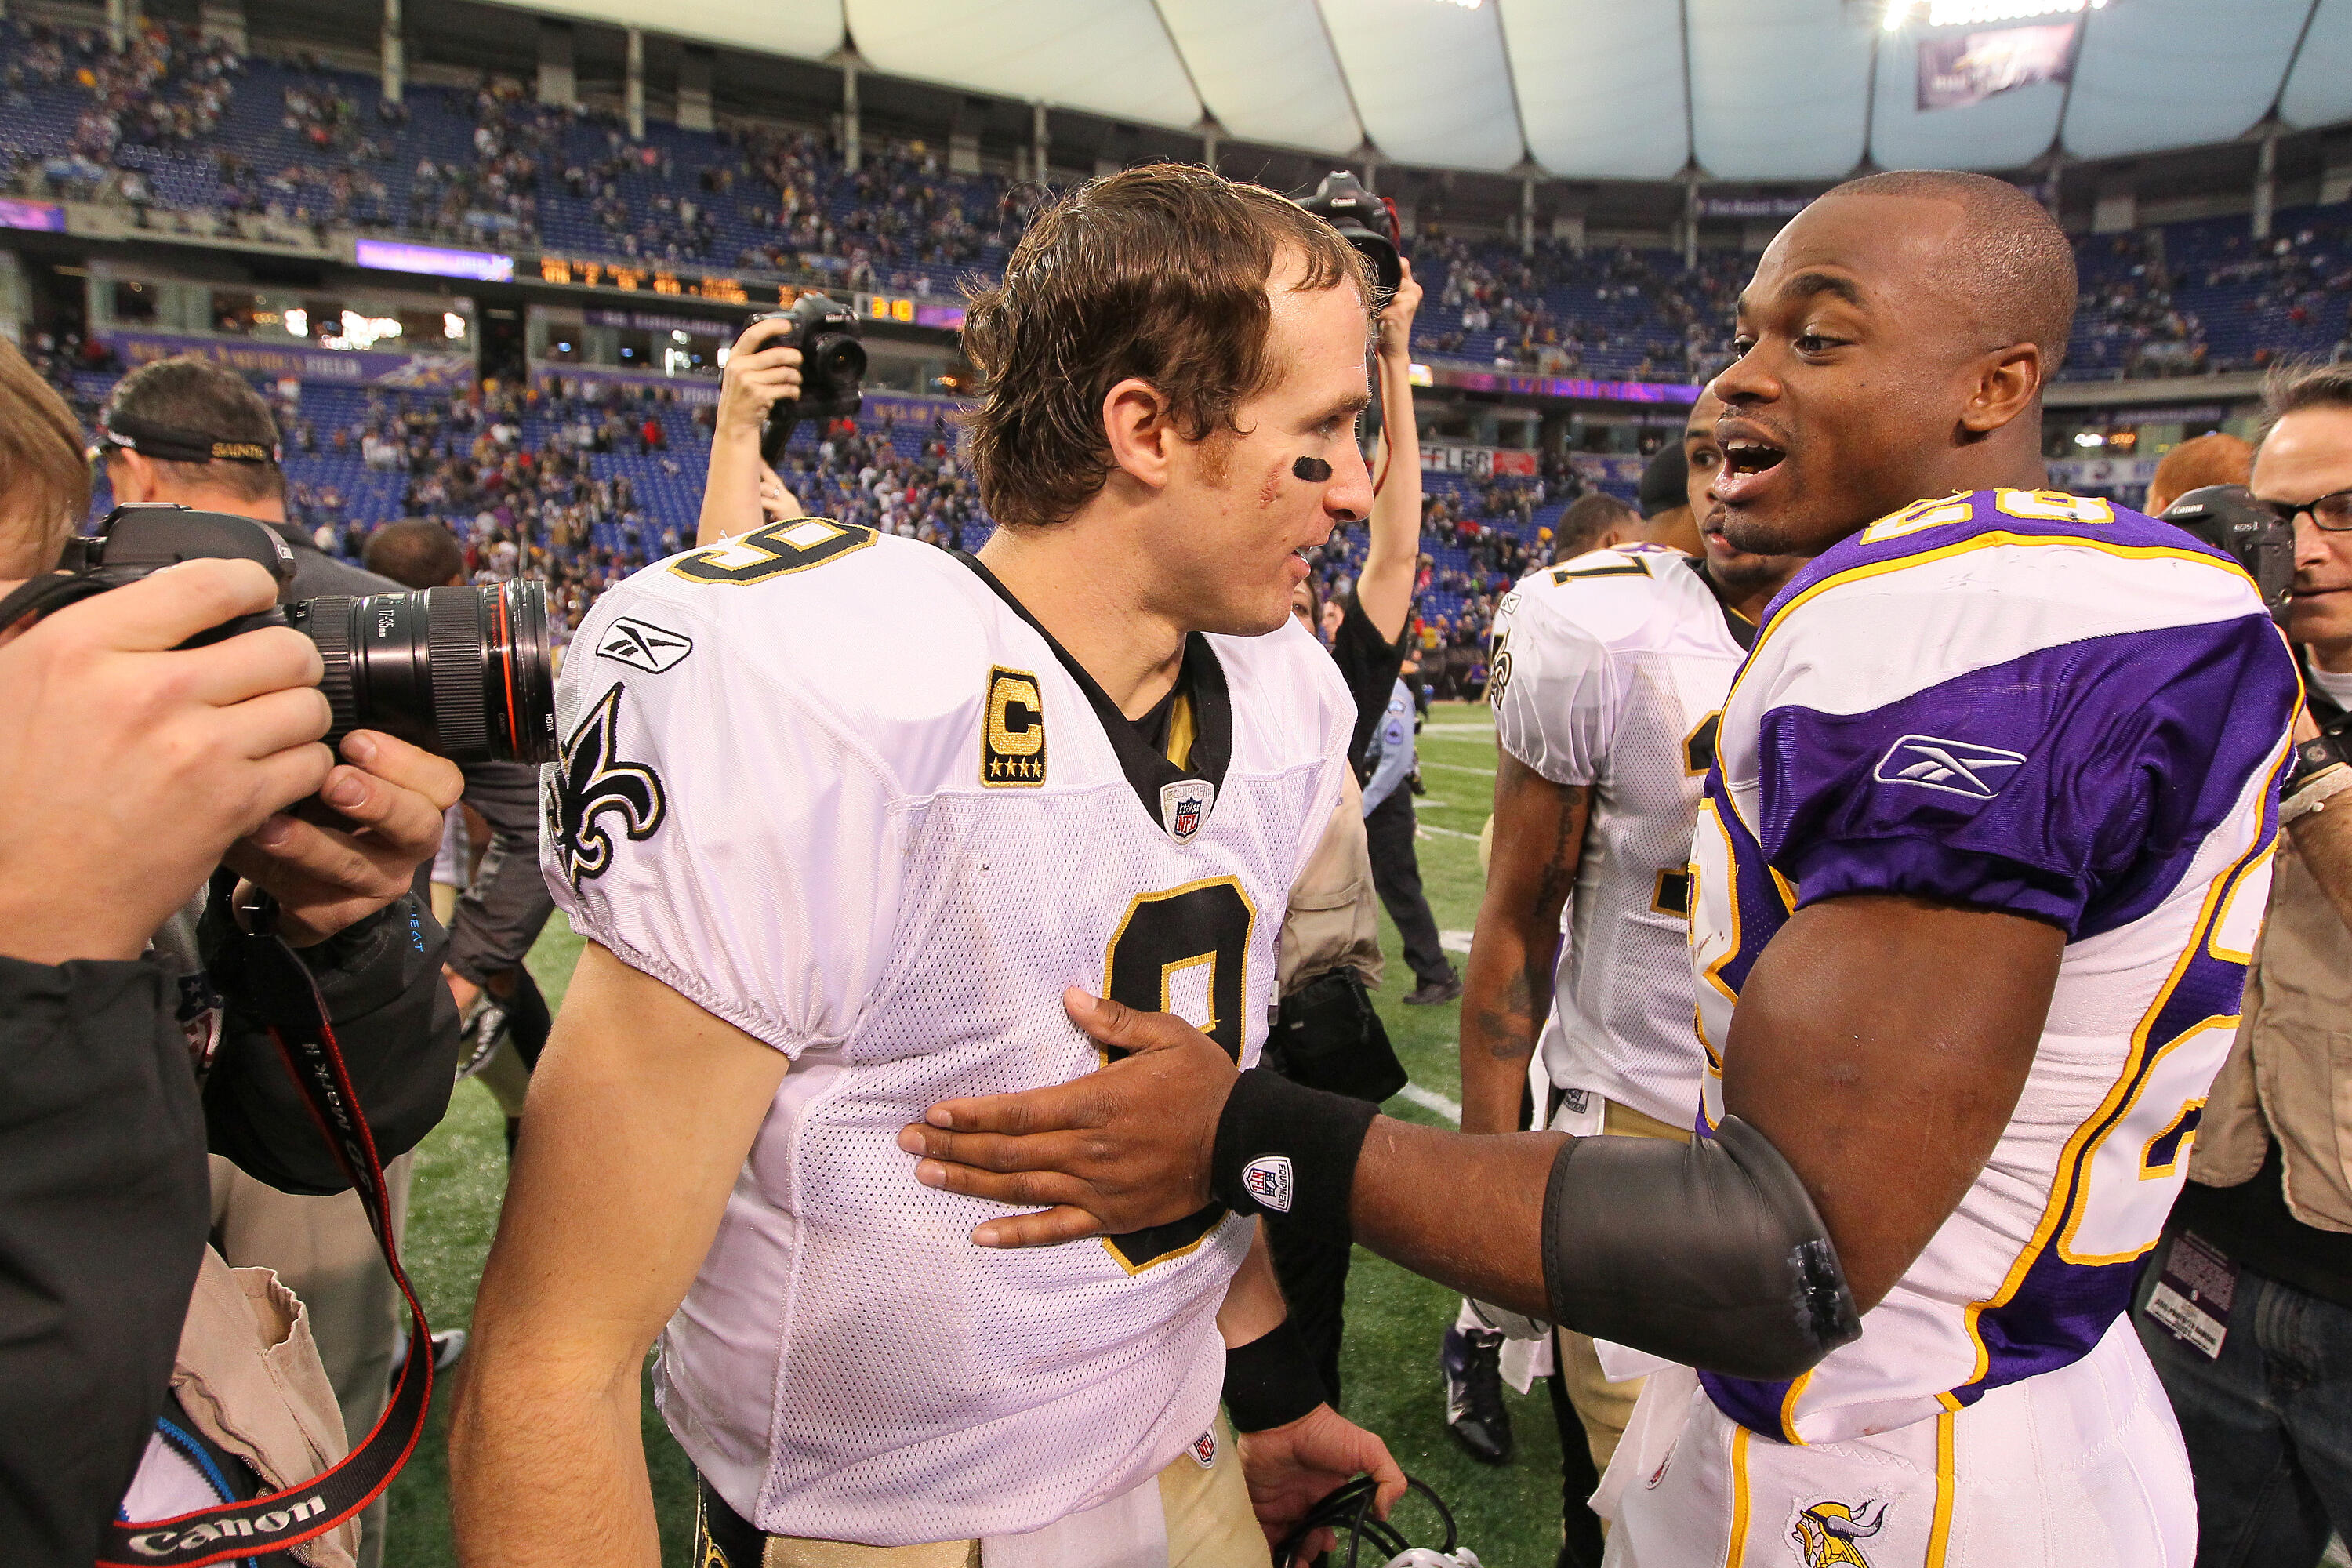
xmin=45 ymin=504 xmax=556 ymax=764
xmin=747 ymin=292 xmax=867 ymax=465
xmin=2161 ymin=485 xmax=2293 ymax=628
xmin=1298 ymin=170 xmax=1402 ymax=297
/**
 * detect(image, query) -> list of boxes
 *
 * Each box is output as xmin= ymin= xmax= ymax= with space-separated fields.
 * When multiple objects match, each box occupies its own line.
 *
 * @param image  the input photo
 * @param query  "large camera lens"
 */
xmin=807 ymin=331 xmax=868 ymax=385
xmin=291 ymin=580 xmax=557 ymax=764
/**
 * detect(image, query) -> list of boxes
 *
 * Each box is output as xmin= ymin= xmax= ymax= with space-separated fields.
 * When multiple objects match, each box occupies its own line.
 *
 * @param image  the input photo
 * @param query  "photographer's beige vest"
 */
xmin=2191 ymin=834 xmax=2352 ymax=1231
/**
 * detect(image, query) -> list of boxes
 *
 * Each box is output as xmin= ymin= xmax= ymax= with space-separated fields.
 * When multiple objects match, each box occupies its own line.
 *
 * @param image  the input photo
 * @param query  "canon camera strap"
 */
xmin=100 ymin=898 xmax=433 ymax=1568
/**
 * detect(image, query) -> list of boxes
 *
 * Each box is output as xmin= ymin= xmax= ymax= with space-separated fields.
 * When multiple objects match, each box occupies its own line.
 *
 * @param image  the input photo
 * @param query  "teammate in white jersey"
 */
xmin=1457 ymin=390 xmax=1807 ymax=1559
xmin=450 ymin=164 xmax=1402 ymax=1566
xmin=900 ymin=172 xmax=2302 ymax=1566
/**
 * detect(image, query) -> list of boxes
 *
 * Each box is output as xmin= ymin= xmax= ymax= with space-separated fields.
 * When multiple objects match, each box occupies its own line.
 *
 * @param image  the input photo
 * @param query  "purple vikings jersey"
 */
xmin=1689 ymin=488 xmax=2299 ymax=1445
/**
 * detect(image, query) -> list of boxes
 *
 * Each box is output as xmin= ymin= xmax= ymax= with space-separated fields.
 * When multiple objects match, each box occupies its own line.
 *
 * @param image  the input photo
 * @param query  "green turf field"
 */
xmin=384 ymin=700 xmax=1570 ymax=1566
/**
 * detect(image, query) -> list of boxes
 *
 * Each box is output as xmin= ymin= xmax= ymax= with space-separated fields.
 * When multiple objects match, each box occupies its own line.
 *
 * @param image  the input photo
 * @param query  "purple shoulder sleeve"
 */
xmin=1757 ymin=615 xmax=2293 ymax=936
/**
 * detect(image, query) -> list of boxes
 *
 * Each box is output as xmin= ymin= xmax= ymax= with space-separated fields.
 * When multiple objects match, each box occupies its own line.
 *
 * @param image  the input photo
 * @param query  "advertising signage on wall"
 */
xmin=0 ymin=198 xmax=67 ymax=233
xmin=1421 ymin=445 xmax=1539 ymax=479
xmin=353 ymin=238 xmax=515 ymax=282
xmin=1429 ymin=365 xmax=1701 ymax=405
xmin=97 ymin=328 xmax=476 ymax=389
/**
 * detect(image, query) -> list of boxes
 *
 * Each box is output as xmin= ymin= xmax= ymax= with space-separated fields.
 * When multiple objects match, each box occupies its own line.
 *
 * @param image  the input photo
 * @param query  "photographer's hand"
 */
xmin=699 ymin=316 xmax=804 ymax=546
xmin=0 ymin=558 xmax=333 ymax=966
xmin=1374 ymin=254 xmax=1422 ymax=362
xmin=223 ymin=730 xmax=464 ymax=947
xmin=1359 ymin=256 xmax=1425 ymax=643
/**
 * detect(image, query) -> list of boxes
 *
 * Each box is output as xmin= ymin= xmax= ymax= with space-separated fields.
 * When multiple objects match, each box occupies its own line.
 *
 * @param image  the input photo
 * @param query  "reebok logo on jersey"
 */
xmin=1873 ymin=735 xmax=2026 ymax=800
xmin=1160 ymin=780 xmax=1214 ymax=845
xmin=982 ymin=667 xmax=1047 ymax=787
xmin=596 ymin=615 xmax=695 ymax=674
xmin=1242 ymin=1156 xmax=1294 ymax=1213
xmin=546 ymin=683 xmax=668 ymax=887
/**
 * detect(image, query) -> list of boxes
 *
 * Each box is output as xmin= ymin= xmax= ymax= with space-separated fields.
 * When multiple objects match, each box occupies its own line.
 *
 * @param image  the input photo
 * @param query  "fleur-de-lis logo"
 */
xmin=545 ymin=683 xmax=667 ymax=887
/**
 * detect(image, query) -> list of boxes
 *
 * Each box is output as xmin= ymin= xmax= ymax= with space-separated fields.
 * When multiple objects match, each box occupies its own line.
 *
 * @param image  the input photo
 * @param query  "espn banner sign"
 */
xmin=1419 ymin=444 xmax=1538 ymax=479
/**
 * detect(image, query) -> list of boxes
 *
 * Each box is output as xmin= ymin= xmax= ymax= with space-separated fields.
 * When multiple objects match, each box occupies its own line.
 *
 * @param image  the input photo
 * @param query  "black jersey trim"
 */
xmin=954 ymin=552 xmax=1235 ymax=827
xmin=1687 ymin=555 xmax=1759 ymax=652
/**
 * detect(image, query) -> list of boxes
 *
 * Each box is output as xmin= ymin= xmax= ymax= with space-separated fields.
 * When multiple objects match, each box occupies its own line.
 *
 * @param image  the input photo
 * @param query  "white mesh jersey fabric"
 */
xmin=540 ymin=530 xmax=1353 ymax=1545
xmin=1487 ymin=545 xmax=1745 ymax=1130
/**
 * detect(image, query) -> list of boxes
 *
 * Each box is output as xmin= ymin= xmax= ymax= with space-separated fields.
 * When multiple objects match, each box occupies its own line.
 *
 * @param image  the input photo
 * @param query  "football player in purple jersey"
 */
xmin=902 ymin=172 xmax=2303 ymax=1565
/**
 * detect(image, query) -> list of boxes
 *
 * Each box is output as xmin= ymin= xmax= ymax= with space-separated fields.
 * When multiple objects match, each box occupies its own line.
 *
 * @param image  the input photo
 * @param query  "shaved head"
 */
xmin=1709 ymin=169 xmax=2070 ymax=557
xmin=1821 ymin=171 xmax=2076 ymax=375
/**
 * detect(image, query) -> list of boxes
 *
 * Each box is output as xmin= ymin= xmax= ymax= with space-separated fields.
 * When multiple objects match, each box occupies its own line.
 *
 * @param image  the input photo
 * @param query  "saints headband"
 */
xmin=95 ymin=406 xmax=282 ymax=466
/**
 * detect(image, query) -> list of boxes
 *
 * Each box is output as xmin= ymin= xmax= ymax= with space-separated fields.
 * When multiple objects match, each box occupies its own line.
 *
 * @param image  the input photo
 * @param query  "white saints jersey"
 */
xmin=1486 ymin=542 xmax=1751 ymax=1129
xmin=542 ymin=519 xmax=1352 ymax=1544
xmin=1690 ymin=489 xmax=2299 ymax=1446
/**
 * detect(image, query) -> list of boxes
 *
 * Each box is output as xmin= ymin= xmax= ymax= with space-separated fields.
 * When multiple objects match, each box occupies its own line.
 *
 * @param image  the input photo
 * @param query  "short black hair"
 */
xmin=1638 ymin=443 xmax=1688 ymax=518
xmin=1818 ymin=169 xmax=2077 ymax=375
xmin=103 ymin=357 xmax=285 ymax=503
xmin=1555 ymin=492 xmax=1638 ymax=561
xmin=363 ymin=518 xmax=466 ymax=589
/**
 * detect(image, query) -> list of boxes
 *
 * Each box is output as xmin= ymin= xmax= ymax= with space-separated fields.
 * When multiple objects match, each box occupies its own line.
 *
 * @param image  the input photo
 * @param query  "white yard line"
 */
xmin=1423 ymin=722 xmax=1497 ymax=735
xmin=1421 ymin=760 xmax=1494 ymax=776
xmin=1417 ymin=822 xmax=1480 ymax=840
xmin=1439 ymin=929 xmax=1474 ymax=955
xmin=1397 ymin=1082 xmax=1463 ymax=1123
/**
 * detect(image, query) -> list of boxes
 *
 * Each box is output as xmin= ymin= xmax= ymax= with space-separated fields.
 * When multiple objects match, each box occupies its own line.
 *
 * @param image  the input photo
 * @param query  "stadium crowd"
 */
xmin=16 ymin=15 xmax=2352 ymax=386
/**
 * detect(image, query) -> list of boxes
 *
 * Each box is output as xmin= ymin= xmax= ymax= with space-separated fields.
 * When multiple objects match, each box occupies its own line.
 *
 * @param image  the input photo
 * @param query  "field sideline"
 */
xmin=382 ymin=700 xmax=1573 ymax=1566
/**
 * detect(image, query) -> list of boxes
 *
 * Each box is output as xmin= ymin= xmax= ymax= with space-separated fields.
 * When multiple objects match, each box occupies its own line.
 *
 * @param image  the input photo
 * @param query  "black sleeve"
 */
xmin=445 ymin=758 xmax=557 ymax=985
xmin=1330 ymin=593 xmax=1409 ymax=772
xmin=0 ymin=956 xmax=212 ymax=1568
xmin=201 ymin=895 xmax=463 ymax=1196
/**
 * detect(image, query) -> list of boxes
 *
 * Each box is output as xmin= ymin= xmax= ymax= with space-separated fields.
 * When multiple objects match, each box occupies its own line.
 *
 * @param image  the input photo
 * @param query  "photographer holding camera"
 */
xmin=2133 ymin=363 xmax=2352 ymax=1567
xmin=0 ymin=339 xmax=464 ymax=1567
xmin=698 ymin=293 xmax=874 ymax=546
xmin=94 ymin=355 xmax=550 ymax=1568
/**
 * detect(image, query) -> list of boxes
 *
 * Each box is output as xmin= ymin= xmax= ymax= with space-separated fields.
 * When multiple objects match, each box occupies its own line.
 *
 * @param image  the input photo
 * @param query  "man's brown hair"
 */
xmin=961 ymin=162 xmax=1372 ymax=529
xmin=104 ymin=356 xmax=285 ymax=504
xmin=0 ymin=337 xmax=93 ymax=575
xmin=2145 ymin=431 xmax=2252 ymax=516
xmin=2261 ymin=358 xmax=2352 ymax=437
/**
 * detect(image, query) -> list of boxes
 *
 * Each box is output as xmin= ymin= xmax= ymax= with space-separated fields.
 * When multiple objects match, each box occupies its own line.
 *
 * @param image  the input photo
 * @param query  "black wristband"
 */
xmin=2285 ymin=732 xmax=2349 ymax=797
xmin=1210 ymin=1066 xmax=1378 ymax=1225
xmin=1221 ymin=1316 xmax=1327 ymax=1432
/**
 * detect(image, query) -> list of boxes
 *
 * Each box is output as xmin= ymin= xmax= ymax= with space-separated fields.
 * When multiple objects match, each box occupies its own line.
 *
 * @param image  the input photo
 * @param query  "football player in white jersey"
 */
xmin=899 ymin=171 xmax=2301 ymax=1566
xmin=1456 ymin=389 xmax=1807 ymax=1560
xmin=450 ymin=164 xmax=1403 ymax=1566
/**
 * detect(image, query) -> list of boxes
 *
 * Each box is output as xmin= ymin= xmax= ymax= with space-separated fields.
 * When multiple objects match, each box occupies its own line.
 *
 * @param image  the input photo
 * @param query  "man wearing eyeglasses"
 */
xmin=2133 ymin=361 xmax=2352 ymax=1568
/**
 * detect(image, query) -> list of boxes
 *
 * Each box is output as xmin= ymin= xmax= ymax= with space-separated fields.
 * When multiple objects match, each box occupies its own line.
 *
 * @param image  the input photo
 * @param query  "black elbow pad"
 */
xmin=1543 ymin=1115 xmax=1861 ymax=1381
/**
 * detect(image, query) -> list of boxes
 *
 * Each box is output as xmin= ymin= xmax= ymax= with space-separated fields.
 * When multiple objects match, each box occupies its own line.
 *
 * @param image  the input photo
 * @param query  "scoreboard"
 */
xmin=521 ymin=253 xmax=966 ymax=331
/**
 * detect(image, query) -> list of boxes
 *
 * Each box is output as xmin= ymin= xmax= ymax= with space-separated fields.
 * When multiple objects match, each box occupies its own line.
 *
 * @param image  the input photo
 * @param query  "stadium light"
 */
xmin=1925 ymin=0 xmax=2107 ymax=25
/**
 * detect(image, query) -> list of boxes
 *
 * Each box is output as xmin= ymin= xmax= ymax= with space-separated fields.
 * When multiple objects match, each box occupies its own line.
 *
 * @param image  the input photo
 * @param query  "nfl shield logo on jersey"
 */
xmin=1160 ymin=779 xmax=1214 ymax=845
xmin=1189 ymin=1430 xmax=1218 ymax=1468
xmin=1242 ymin=1156 xmax=1294 ymax=1212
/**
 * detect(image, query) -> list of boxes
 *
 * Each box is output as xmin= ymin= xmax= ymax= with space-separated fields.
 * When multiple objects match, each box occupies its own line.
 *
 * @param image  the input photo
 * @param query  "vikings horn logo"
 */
xmin=546 ymin=682 xmax=667 ymax=887
xmin=1791 ymin=1498 xmax=1886 ymax=1568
